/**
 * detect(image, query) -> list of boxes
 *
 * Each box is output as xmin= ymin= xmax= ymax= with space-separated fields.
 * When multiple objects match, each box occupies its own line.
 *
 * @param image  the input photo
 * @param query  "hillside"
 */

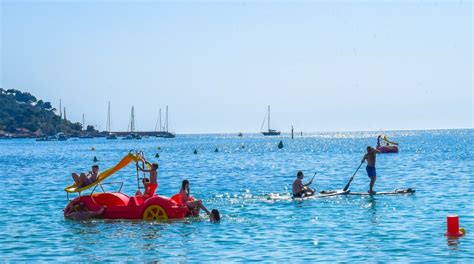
xmin=0 ymin=88 xmax=82 ymax=136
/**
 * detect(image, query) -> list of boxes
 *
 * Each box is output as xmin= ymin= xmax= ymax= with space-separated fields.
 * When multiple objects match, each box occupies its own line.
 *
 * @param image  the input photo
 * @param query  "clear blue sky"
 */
xmin=1 ymin=0 xmax=472 ymax=133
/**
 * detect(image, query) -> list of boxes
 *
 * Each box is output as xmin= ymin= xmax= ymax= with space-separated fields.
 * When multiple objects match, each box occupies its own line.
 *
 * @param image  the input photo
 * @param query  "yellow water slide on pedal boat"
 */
xmin=64 ymin=153 xmax=142 ymax=193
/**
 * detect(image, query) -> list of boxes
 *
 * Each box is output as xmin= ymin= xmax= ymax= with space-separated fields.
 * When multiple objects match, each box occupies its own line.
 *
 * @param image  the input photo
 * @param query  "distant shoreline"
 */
xmin=1 ymin=127 xmax=471 ymax=139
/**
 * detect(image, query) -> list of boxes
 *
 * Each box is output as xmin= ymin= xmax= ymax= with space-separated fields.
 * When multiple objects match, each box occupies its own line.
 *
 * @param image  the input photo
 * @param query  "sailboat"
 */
xmin=55 ymin=99 xmax=68 ymax=141
xmin=163 ymin=106 xmax=175 ymax=138
xmin=261 ymin=105 xmax=280 ymax=136
xmin=105 ymin=102 xmax=117 ymax=139
xmin=79 ymin=113 xmax=94 ymax=138
xmin=156 ymin=106 xmax=175 ymax=138
xmin=155 ymin=108 xmax=163 ymax=137
xmin=123 ymin=105 xmax=141 ymax=140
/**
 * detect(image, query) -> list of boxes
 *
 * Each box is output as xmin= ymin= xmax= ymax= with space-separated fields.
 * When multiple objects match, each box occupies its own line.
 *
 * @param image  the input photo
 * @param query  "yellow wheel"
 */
xmin=143 ymin=205 xmax=168 ymax=221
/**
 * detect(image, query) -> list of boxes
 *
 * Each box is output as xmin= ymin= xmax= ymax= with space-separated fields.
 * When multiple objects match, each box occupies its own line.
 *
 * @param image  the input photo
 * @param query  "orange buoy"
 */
xmin=445 ymin=215 xmax=464 ymax=237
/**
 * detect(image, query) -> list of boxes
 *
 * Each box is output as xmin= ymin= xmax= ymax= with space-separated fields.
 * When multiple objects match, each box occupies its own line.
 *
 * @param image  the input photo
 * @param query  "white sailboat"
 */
xmin=106 ymin=101 xmax=117 ymax=139
xmin=163 ymin=106 xmax=175 ymax=138
xmin=261 ymin=105 xmax=280 ymax=136
xmin=123 ymin=105 xmax=141 ymax=140
xmin=156 ymin=106 xmax=175 ymax=138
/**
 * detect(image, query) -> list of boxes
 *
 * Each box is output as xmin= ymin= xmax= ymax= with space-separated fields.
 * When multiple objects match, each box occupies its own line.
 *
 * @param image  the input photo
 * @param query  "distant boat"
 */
xmin=123 ymin=106 xmax=141 ymax=140
xmin=36 ymin=135 xmax=50 ymax=141
xmin=162 ymin=132 xmax=175 ymax=138
xmin=55 ymin=132 xmax=68 ymax=141
xmin=123 ymin=133 xmax=141 ymax=140
xmin=376 ymin=135 xmax=399 ymax=153
xmin=105 ymin=102 xmax=117 ymax=140
xmin=79 ymin=134 xmax=94 ymax=139
xmin=238 ymin=132 xmax=243 ymax=137
xmin=79 ymin=113 xmax=93 ymax=139
xmin=1 ymin=134 xmax=13 ymax=139
xmin=261 ymin=105 xmax=280 ymax=136
xmin=106 ymin=133 xmax=117 ymax=140
xmin=156 ymin=106 xmax=175 ymax=138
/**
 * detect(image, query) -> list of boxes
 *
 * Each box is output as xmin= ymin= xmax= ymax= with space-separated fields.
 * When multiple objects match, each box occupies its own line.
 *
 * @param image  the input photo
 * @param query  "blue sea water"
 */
xmin=0 ymin=129 xmax=472 ymax=262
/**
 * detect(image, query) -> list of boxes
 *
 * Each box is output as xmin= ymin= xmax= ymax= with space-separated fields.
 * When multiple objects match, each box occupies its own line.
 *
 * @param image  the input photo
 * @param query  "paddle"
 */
xmin=307 ymin=172 xmax=317 ymax=186
xmin=302 ymin=172 xmax=317 ymax=195
xmin=342 ymin=161 xmax=364 ymax=191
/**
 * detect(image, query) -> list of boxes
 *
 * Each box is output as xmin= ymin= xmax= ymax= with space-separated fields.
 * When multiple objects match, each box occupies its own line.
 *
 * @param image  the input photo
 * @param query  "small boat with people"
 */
xmin=376 ymin=135 xmax=399 ymax=153
xmin=64 ymin=152 xmax=218 ymax=221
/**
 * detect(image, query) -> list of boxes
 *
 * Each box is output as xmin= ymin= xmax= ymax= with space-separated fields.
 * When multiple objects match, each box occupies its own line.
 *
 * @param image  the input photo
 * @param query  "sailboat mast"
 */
xmin=82 ymin=113 xmax=85 ymax=131
xmin=58 ymin=99 xmax=62 ymax=133
xmin=268 ymin=105 xmax=270 ymax=131
xmin=166 ymin=105 xmax=169 ymax=132
xmin=107 ymin=101 xmax=111 ymax=133
xmin=131 ymin=105 xmax=135 ymax=133
xmin=159 ymin=108 xmax=162 ymax=132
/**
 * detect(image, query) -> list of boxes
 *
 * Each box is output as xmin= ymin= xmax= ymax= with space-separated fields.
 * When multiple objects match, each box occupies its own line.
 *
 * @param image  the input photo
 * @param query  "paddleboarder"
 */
xmin=362 ymin=146 xmax=381 ymax=194
xmin=292 ymin=171 xmax=315 ymax=198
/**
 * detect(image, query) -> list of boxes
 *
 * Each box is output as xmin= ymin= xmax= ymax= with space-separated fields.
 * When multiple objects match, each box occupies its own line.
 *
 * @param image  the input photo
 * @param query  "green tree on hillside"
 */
xmin=0 ymin=88 xmax=82 ymax=135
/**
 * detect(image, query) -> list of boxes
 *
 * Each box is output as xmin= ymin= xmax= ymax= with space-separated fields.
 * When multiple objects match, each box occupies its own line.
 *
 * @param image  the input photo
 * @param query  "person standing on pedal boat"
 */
xmin=137 ymin=160 xmax=159 ymax=196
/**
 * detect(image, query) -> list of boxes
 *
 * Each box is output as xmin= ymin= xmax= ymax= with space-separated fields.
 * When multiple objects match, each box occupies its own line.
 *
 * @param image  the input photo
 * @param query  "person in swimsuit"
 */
xmin=137 ymin=161 xmax=159 ymax=196
xmin=179 ymin=179 xmax=211 ymax=216
xmin=64 ymin=202 xmax=106 ymax=221
xmin=209 ymin=209 xmax=221 ymax=223
xmin=292 ymin=171 xmax=314 ymax=198
xmin=72 ymin=165 xmax=99 ymax=187
xmin=362 ymin=146 xmax=381 ymax=194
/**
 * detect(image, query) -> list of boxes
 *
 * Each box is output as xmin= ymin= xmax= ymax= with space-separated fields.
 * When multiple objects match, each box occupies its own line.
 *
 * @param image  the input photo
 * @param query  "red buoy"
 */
xmin=445 ymin=215 xmax=464 ymax=237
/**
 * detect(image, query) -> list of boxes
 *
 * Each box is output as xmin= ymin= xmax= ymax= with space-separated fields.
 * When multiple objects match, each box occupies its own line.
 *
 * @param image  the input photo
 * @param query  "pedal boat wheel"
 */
xmin=143 ymin=205 xmax=168 ymax=221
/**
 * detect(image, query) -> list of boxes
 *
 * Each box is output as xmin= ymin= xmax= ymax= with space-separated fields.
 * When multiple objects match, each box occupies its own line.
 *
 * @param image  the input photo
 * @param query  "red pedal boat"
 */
xmin=64 ymin=153 xmax=196 ymax=220
xmin=376 ymin=135 xmax=399 ymax=153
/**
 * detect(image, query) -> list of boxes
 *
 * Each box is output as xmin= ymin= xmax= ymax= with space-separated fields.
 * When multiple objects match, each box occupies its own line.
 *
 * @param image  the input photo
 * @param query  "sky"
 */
xmin=1 ymin=0 xmax=472 ymax=133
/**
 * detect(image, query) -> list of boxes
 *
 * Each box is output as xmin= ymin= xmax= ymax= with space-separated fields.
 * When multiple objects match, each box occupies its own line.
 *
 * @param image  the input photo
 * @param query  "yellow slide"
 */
xmin=382 ymin=135 xmax=398 ymax=145
xmin=64 ymin=153 xmax=142 ymax=193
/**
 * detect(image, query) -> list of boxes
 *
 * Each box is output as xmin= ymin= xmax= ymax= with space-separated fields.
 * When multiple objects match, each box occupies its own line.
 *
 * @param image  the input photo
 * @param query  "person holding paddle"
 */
xmin=362 ymin=146 xmax=381 ymax=194
xmin=292 ymin=171 xmax=315 ymax=198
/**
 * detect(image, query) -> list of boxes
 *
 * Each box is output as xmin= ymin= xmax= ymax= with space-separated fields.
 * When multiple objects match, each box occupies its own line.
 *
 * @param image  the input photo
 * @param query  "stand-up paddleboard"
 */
xmin=346 ymin=188 xmax=415 ymax=195
xmin=320 ymin=188 xmax=415 ymax=196
xmin=268 ymin=190 xmax=349 ymax=201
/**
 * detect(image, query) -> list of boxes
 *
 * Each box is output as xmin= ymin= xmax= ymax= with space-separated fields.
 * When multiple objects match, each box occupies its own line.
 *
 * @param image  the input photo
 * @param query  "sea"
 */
xmin=0 ymin=129 xmax=472 ymax=262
